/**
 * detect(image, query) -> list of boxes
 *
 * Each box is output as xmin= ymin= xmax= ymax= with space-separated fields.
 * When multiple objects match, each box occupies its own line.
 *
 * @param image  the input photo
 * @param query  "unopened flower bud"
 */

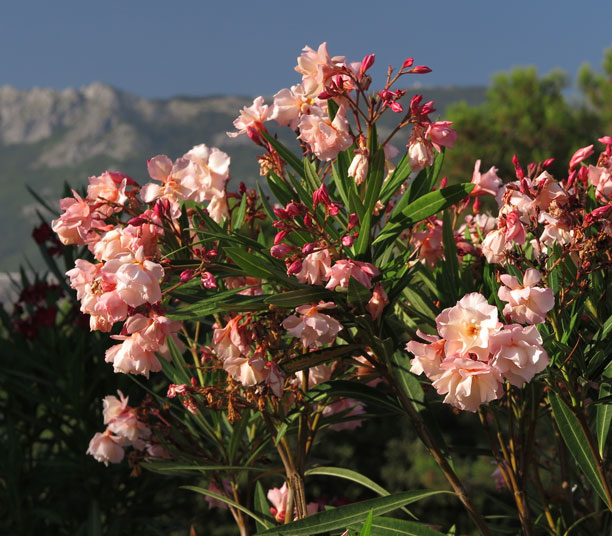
xmin=313 ymin=184 xmax=331 ymax=209
xmin=127 ymin=216 xmax=148 ymax=226
xmin=287 ymin=260 xmax=303 ymax=275
xmin=348 ymin=213 xmax=359 ymax=230
xmin=439 ymin=177 xmax=448 ymax=189
xmin=273 ymin=207 xmax=289 ymax=219
xmin=274 ymin=231 xmax=288 ymax=245
xmin=271 ymin=243 xmax=294 ymax=258
xmin=359 ymin=54 xmax=375 ymax=78
xmin=585 ymin=205 xmax=612 ymax=226
xmin=512 ymin=155 xmax=524 ymax=180
xmin=286 ymin=202 xmax=302 ymax=217
xmin=302 ymin=243 xmax=316 ymax=255
xmin=410 ymin=65 xmax=432 ymax=74
xmin=180 ymin=269 xmax=194 ymax=283
xmin=342 ymin=235 xmax=354 ymax=247
xmin=420 ymin=101 xmax=436 ymax=116
xmin=402 ymin=58 xmax=414 ymax=69
xmin=542 ymin=158 xmax=555 ymax=169
xmin=569 ymin=144 xmax=594 ymax=170
xmin=303 ymin=214 xmax=313 ymax=227
xmin=329 ymin=202 xmax=342 ymax=216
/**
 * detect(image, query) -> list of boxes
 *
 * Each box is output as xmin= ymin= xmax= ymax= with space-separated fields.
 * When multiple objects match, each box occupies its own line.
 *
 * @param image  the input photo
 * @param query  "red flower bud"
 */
xmin=302 ymin=243 xmax=316 ymax=255
xmin=201 ymin=272 xmax=217 ymax=289
xmin=359 ymin=54 xmax=375 ymax=78
xmin=287 ymin=260 xmax=303 ymax=275
xmin=542 ymin=158 xmax=555 ymax=169
xmin=273 ymin=207 xmax=289 ymax=219
xmin=402 ymin=58 xmax=414 ymax=69
xmin=180 ymin=269 xmax=194 ymax=283
xmin=270 ymin=243 xmax=294 ymax=258
xmin=313 ymin=184 xmax=331 ymax=209
xmin=342 ymin=235 xmax=354 ymax=247
xmin=348 ymin=213 xmax=359 ymax=230
xmin=409 ymin=65 xmax=432 ymax=74
xmin=303 ymin=214 xmax=313 ymax=227
xmin=274 ymin=231 xmax=288 ymax=245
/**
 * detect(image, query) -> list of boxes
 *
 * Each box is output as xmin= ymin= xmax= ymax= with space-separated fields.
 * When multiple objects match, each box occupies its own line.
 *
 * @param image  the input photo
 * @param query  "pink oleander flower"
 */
xmin=223 ymin=354 xmax=267 ymax=387
xmin=407 ymin=137 xmax=434 ymax=173
xmin=104 ymin=248 xmax=164 ymax=308
xmin=588 ymin=165 xmax=612 ymax=201
xmin=406 ymin=330 xmax=446 ymax=382
xmin=295 ymin=363 xmax=333 ymax=389
xmin=538 ymin=212 xmax=574 ymax=247
xmin=481 ymin=228 xmax=508 ymax=264
xmin=436 ymin=293 xmax=501 ymax=361
xmin=295 ymin=42 xmax=346 ymax=97
xmin=463 ymin=213 xmax=497 ymax=244
xmin=105 ymin=332 xmax=165 ymax=378
xmin=295 ymin=248 xmax=332 ymax=285
xmin=498 ymin=268 xmax=554 ymax=324
xmin=182 ymin=144 xmax=230 ymax=200
xmin=270 ymin=84 xmax=319 ymax=130
xmin=86 ymin=171 xmax=129 ymax=215
xmin=227 ymin=96 xmax=270 ymax=140
xmin=366 ymin=282 xmax=389 ymax=320
xmin=213 ymin=316 xmax=251 ymax=360
xmin=87 ymin=429 xmax=125 ymax=466
xmin=325 ymin=259 xmax=380 ymax=290
xmin=102 ymin=390 xmax=130 ymax=424
xmin=267 ymin=483 xmax=290 ymax=523
xmin=432 ymin=357 xmax=503 ymax=412
xmin=504 ymin=210 xmax=526 ymax=245
xmin=282 ymin=301 xmax=343 ymax=348
xmin=533 ymin=171 xmax=568 ymax=210
xmin=298 ymin=105 xmax=352 ymax=161
xmin=205 ymin=480 xmax=233 ymax=510
xmin=348 ymin=148 xmax=369 ymax=186
xmin=490 ymin=324 xmax=549 ymax=386
xmin=140 ymin=155 xmax=193 ymax=218
xmin=52 ymin=191 xmax=93 ymax=245
xmin=323 ymin=398 xmax=366 ymax=431
xmin=412 ymin=219 xmax=444 ymax=267
xmin=426 ymin=121 xmax=457 ymax=152
xmin=206 ymin=194 xmax=229 ymax=223
xmin=471 ymin=160 xmax=503 ymax=201
xmin=569 ymin=144 xmax=594 ymax=170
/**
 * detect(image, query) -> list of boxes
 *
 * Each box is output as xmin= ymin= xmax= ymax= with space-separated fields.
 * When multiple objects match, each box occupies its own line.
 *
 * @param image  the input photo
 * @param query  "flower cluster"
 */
xmin=407 ymin=289 xmax=551 ymax=412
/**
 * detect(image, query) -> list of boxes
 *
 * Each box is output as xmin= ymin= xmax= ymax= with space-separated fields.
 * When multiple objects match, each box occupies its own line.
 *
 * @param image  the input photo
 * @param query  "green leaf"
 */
xmin=363 ymin=150 xmax=386 ymax=216
xmin=261 ymin=131 xmax=306 ymax=180
xmin=232 ymin=193 xmax=248 ymax=229
xmin=355 ymin=517 xmax=447 ymax=536
xmin=264 ymin=287 xmax=333 ymax=308
xmin=373 ymin=184 xmax=474 ymax=253
xmin=347 ymin=277 xmax=372 ymax=308
xmin=440 ymin=210 xmax=460 ymax=300
xmin=281 ymin=345 xmax=362 ymax=375
xmin=255 ymin=490 xmax=451 ymax=535
xmin=267 ymin=171 xmax=295 ymax=206
xmin=549 ymin=391 xmax=611 ymax=509
xmin=183 ymin=485 xmax=272 ymax=528
xmin=304 ymin=466 xmax=395 ymax=501
xmin=225 ymin=247 xmax=292 ymax=283
xmin=331 ymin=162 xmax=350 ymax=207
xmin=143 ymin=461 xmax=268 ymax=475
xmin=254 ymin=481 xmax=276 ymax=532
xmin=306 ymin=380 xmax=401 ymax=414
xmin=303 ymin=159 xmax=321 ymax=194
xmin=379 ymin=154 xmax=413 ymax=205
xmin=359 ymin=510 xmax=373 ymax=536
xmin=597 ymin=363 xmax=612 ymax=457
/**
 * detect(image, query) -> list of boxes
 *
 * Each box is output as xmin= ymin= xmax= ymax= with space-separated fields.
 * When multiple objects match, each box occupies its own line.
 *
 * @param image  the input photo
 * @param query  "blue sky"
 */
xmin=1 ymin=0 xmax=611 ymax=98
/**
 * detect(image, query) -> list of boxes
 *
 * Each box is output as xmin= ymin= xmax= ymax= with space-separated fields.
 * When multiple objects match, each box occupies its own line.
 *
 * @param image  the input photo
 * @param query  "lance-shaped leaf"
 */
xmin=549 ymin=391 xmax=612 ymax=509
xmin=304 ymin=466 xmax=395 ymax=502
xmin=183 ymin=485 xmax=272 ymax=528
xmin=231 ymin=193 xmax=248 ymax=229
xmin=280 ymin=345 xmax=363 ymax=375
xmin=353 ymin=517 xmax=446 ymax=536
xmin=264 ymin=287 xmax=334 ymax=308
xmin=597 ymin=362 xmax=612 ymax=457
xmin=261 ymin=130 xmax=306 ymax=180
xmin=372 ymin=184 xmax=474 ymax=255
xmin=255 ymin=490 xmax=451 ymax=535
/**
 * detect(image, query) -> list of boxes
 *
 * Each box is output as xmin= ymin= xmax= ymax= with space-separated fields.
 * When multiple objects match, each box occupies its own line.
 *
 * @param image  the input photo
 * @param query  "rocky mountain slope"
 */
xmin=0 ymin=83 xmax=485 ymax=273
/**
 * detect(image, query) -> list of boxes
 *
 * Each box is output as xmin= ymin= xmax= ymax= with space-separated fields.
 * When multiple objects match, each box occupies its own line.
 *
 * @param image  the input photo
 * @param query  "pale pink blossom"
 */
xmin=498 ymin=269 xmax=554 ymax=324
xmin=223 ymin=355 xmax=267 ymax=387
xmin=436 ymin=293 xmax=501 ymax=361
xmin=348 ymin=148 xmax=369 ymax=186
xmin=105 ymin=332 xmax=167 ymax=378
xmin=213 ymin=316 xmax=251 ymax=360
xmin=406 ymin=330 xmax=446 ymax=381
xmin=490 ymin=324 xmax=549 ymax=386
xmin=432 ymin=357 xmax=503 ymax=412
xmin=87 ymin=429 xmax=125 ymax=466
xmin=538 ymin=212 xmax=573 ymax=247
xmin=295 ymin=42 xmax=346 ymax=97
xmin=412 ymin=219 xmax=444 ymax=267
xmin=533 ymin=171 xmax=568 ymax=210
xmin=282 ymin=302 xmax=343 ymax=348
xmin=588 ymin=165 xmax=612 ymax=201
xmin=268 ymin=483 xmax=290 ymax=523
xmin=270 ymin=84 xmax=319 ymax=130
xmin=501 ymin=185 xmax=537 ymax=223
xmin=463 ymin=213 xmax=497 ymax=243
xmin=102 ymin=390 xmax=130 ymax=424
xmin=366 ymin=282 xmax=389 ymax=320
xmin=227 ymin=96 xmax=270 ymax=138
xmin=471 ymin=160 xmax=503 ymax=201
xmin=182 ymin=144 xmax=230 ymax=202
xmin=295 ymin=364 xmax=333 ymax=389
xmin=52 ymin=191 xmax=93 ymax=245
xmin=206 ymin=195 xmax=229 ymax=223
xmin=104 ymin=248 xmax=164 ymax=307
xmin=295 ymin=248 xmax=332 ymax=285
xmin=426 ymin=121 xmax=457 ymax=152
xmin=298 ymin=105 xmax=352 ymax=161
xmin=140 ymin=155 xmax=193 ymax=218
xmin=504 ymin=210 xmax=526 ymax=245
xmin=481 ymin=229 xmax=508 ymax=264
xmin=407 ymin=138 xmax=434 ymax=173
xmin=86 ymin=171 xmax=129 ymax=215
xmin=325 ymin=259 xmax=380 ymax=290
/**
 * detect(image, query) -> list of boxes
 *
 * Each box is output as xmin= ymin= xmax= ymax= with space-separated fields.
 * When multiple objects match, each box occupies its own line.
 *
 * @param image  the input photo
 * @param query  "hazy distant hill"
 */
xmin=0 ymin=83 xmax=485 ymax=271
